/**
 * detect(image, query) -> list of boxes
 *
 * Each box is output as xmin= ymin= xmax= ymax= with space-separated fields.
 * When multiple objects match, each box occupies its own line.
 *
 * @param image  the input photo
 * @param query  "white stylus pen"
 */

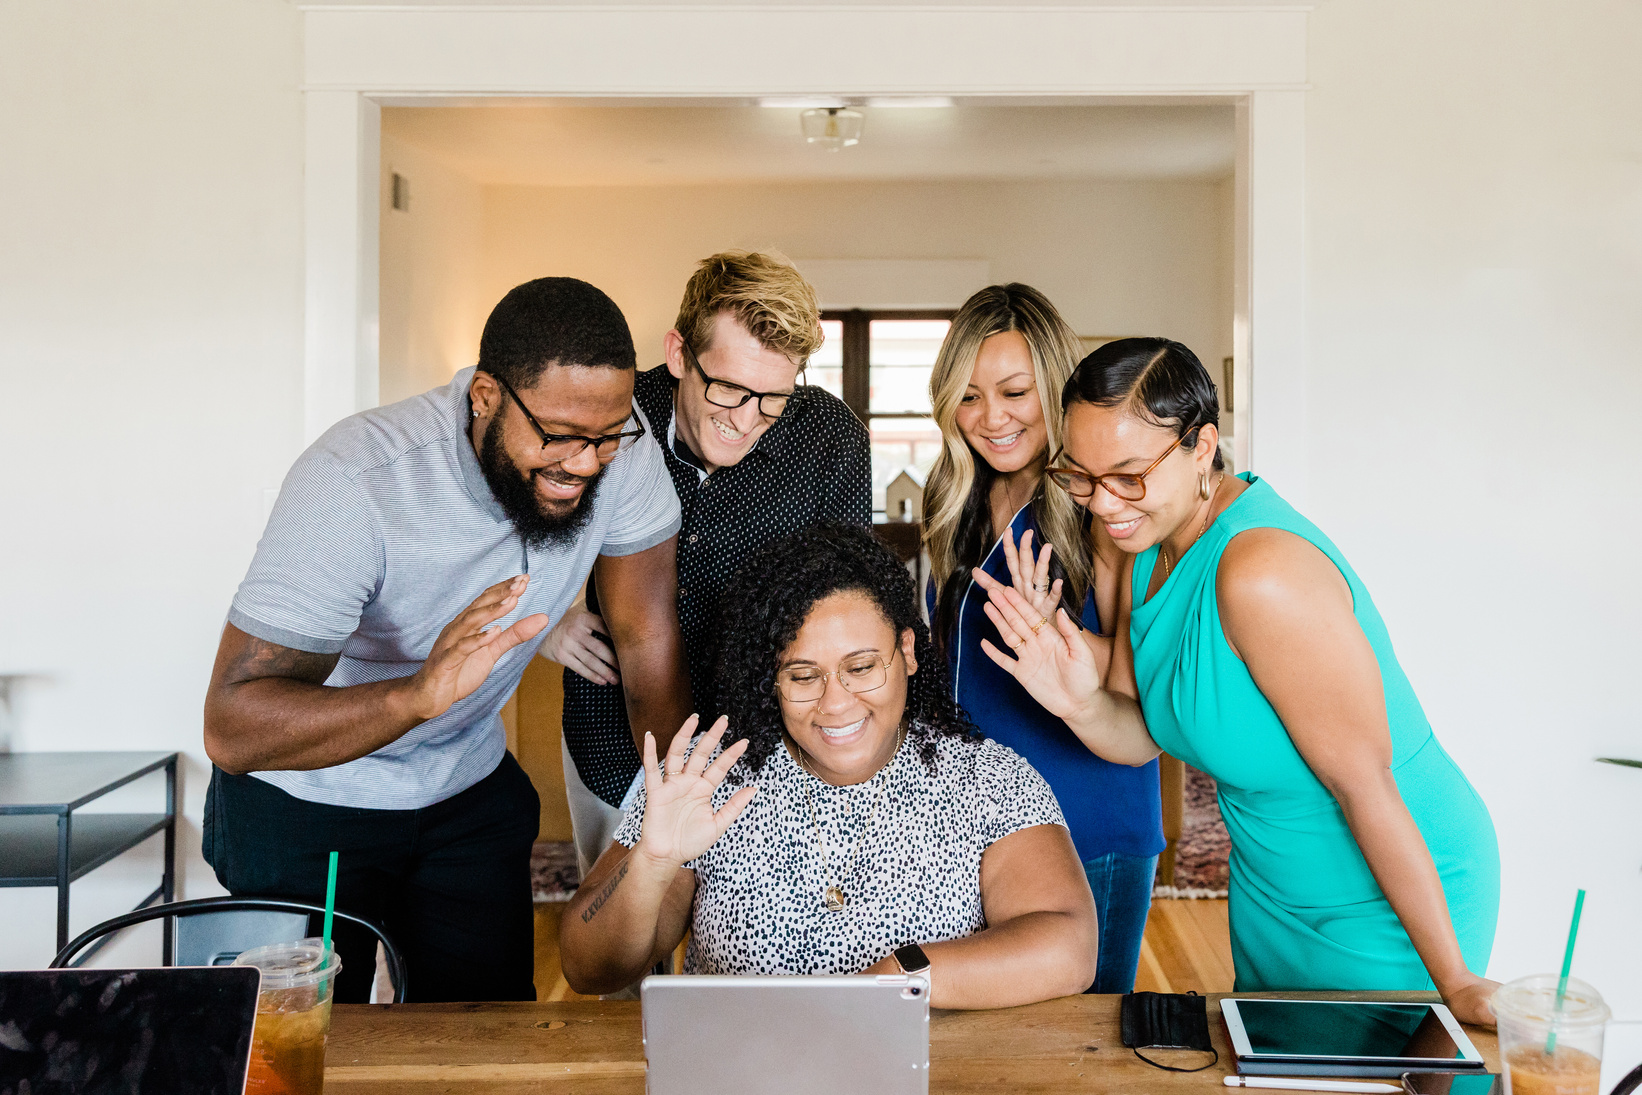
xmin=1224 ymin=1078 xmax=1402 ymax=1094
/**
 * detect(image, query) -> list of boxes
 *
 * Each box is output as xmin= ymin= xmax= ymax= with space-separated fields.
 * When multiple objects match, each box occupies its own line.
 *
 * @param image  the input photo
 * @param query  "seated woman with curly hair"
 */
xmin=560 ymin=523 xmax=1099 ymax=1008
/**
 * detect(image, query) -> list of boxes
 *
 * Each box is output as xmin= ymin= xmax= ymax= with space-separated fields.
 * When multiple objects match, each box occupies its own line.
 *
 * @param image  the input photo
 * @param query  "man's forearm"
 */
xmin=617 ymin=628 xmax=693 ymax=753
xmin=203 ymin=623 xmax=426 ymax=774
xmin=205 ymin=676 xmax=422 ymax=774
xmin=592 ymin=539 xmax=694 ymax=752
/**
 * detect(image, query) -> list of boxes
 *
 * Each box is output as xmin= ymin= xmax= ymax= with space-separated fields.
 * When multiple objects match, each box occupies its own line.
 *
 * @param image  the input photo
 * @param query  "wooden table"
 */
xmin=324 ymin=991 xmax=1499 ymax=1094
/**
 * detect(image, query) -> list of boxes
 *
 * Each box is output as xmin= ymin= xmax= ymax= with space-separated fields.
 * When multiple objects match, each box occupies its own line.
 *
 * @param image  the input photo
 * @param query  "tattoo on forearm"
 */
xmin=580 ymin=860 xmax=630 ymax=924
xmin=222 ymin=631 xmax=340 ymax=687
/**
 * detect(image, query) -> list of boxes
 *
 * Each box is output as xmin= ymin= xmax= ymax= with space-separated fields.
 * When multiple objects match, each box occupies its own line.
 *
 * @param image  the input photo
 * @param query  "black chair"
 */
xmin=49 ymin=896 xmax=408 ymax=1003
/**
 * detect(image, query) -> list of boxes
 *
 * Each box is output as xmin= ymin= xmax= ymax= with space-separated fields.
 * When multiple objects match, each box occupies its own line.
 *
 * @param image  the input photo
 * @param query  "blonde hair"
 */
xmin=925 ymin=284 xmax=1091 ymax=644
xmin=674 ymin=251 xmax=823 ymax=364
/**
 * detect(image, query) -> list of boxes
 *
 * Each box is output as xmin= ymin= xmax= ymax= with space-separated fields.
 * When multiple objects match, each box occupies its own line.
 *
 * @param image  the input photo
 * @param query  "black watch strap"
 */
xmin=893 ymin=943 xmax=931 ymax=976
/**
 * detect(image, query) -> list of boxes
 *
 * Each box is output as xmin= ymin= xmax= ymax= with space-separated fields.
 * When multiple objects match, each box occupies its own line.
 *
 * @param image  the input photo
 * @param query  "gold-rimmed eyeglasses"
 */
xmin=1046 ymin=427 xmax=1201 ymax=502
xmin=775 ymin=647 xmax=901 ymax=704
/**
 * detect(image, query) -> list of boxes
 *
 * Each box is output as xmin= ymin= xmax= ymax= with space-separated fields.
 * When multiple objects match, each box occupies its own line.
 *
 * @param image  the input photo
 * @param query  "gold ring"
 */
xmin=1030 ymin=616 xmax=1050 ymax=634
xmin=1008 ymin=636 xmax=1026 ymax=650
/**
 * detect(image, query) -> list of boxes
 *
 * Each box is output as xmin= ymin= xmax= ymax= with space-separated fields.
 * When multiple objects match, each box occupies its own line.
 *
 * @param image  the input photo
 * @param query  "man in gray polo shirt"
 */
xmin=203 ymin=278 xmax=691 ymax=1003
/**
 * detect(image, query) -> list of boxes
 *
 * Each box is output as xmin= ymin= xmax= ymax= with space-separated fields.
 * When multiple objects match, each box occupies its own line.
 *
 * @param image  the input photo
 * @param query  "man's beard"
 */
xmin=478 ymin=414 xmax=605 ymax=550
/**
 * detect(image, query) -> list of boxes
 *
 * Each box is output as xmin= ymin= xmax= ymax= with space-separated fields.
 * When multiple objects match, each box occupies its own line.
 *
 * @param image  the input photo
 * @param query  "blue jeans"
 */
xmin=1082 ymin=852 xmax=1158 ymax=994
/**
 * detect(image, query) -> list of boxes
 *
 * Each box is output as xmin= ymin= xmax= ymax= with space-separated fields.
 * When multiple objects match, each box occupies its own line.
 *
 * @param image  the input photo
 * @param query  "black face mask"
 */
xmin=1121 ymin=991 xmax=1218 ymax=1072
xmin=477 ymin=411 xmax=605 ymax=551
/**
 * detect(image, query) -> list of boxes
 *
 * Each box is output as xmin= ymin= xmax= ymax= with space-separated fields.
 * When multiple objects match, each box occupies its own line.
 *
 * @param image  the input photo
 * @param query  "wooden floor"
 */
xmin=1133 ymin=898 xmax=1235 ymax=994
xmin=534 ymin=897 xmax=1231 ymax=1001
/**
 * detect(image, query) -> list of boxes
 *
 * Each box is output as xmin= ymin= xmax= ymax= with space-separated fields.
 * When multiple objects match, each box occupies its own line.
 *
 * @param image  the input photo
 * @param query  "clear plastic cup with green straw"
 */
xmin=236 ymin=938 xmax=342 ymax=1095
xmin=1493 ymin=893 xmax=1608 ymax=1095
xmin=233 ymin=849 xmax=344 ymax=1095
xmin=1494 ymin=974 xmax=1608 ymax=1095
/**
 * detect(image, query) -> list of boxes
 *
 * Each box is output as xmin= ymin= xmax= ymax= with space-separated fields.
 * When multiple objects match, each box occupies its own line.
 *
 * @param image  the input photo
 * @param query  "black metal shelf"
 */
xmin=0 ymin=814 xmax=171 ymax=886
xmin=0 ymin=752 xmax=178 ymax=961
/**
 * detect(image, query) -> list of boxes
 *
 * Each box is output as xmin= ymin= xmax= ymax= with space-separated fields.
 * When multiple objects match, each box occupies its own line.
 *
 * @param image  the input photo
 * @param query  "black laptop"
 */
xmin=0 ymin=966 xmax=260 ymax=1094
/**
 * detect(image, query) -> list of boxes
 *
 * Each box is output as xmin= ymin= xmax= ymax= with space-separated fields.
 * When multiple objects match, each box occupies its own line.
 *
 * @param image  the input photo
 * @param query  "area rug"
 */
xmin=1155 ymin=765 xmax=1230 ymax=899
xmin=531 ymin=841 xmax=580 ymax=903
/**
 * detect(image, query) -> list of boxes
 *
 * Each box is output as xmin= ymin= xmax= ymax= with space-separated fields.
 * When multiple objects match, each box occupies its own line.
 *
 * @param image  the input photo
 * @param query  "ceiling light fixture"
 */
xmin=758 ymin=96 xmax=847 ymax=110
xmin=864 ymin=96 xmax=955 ymax=109
xmin=800 ymin=106 xmax=864 ymax=151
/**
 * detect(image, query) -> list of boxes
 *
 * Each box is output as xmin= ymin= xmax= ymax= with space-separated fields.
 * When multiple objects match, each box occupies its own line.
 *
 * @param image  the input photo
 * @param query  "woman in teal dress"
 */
xmin=973 ymin=337 xmax=1501 ymax=1026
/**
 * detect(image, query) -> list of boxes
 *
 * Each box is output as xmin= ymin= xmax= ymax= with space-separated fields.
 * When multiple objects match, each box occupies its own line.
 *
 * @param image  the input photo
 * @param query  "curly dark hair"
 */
xmin=715 ymin=523 xmax=980 ymax=780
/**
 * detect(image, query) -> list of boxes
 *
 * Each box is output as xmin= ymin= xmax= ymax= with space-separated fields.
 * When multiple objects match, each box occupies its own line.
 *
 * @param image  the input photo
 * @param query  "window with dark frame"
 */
xmin=812 ymin=309 xmax=955 ymax=515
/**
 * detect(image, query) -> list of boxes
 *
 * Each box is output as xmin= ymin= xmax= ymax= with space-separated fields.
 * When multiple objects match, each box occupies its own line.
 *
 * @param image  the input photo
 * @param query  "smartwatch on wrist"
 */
xmin=892 ymin=943 xmax=931 ymax=989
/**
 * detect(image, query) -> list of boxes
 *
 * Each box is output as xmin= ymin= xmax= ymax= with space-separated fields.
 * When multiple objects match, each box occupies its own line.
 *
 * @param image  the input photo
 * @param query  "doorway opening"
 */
xmin=377 ymin=98 xmax=1238 ymax=995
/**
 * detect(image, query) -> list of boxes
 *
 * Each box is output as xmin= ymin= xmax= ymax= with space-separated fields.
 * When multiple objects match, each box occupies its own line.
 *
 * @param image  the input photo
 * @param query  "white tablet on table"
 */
xmin=642 ymin=974 xmax=930 ymax=1095
xmin=1220 ymin=999 xmax=1487 ymax=1078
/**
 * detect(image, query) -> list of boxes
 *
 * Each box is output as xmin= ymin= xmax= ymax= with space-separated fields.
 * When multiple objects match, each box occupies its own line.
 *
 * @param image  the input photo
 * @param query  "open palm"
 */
xmin=638 ymin=715 xmax=756 ymax=868
xmin=411 ymin=576 xmax=550 ymax=721
xmin=972 ymin=568 xmax=1105 ymax=721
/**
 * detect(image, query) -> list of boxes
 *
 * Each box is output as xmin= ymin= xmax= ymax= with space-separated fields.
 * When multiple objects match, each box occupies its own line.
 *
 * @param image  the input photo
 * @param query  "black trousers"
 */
xmin=203 ymin=753 xmax=540 ymax=1003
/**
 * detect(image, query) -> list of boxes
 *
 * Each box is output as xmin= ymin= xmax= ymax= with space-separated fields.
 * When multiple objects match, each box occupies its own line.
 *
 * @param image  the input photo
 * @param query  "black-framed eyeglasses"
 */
xmin=681 ymin=342 xmax=795 ymax=420
xmin=1046 ymin=427 xmax=1202 ymax=502
xmin=485 ymin=371 xmax=646 ymax=462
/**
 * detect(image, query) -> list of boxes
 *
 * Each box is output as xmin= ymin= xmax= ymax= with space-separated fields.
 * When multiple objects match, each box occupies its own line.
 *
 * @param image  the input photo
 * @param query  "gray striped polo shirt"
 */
xmin=228 ymin=366 xmax=681 ymax=810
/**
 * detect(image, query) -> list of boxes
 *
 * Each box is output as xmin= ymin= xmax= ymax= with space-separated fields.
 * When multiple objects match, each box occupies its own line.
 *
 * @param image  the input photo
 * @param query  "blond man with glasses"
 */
xmin=543 ymin=252 xmax=871 ymax=876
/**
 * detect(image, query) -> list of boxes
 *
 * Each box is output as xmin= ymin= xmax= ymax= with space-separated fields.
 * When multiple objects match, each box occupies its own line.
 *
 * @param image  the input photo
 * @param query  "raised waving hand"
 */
xmin=973 ymin=532 xmax=1159 ymax=766
xmin=974 ymin=572 xmax=1104 ymax=723
xmin=636 ymin=715 xmax=757 ymax=868
xmin=999 ymin=528 xmax=1064 ymax=621
xmin=407 ymin=576 xmax=550 ymax=721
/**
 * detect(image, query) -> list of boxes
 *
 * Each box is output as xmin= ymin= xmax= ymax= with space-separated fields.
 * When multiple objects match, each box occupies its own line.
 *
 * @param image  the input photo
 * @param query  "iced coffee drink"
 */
xmin=1493 ymin=975 xmax=1609 ymax=1095
xmin=235 ymin=938 xmax=342 ymax=1095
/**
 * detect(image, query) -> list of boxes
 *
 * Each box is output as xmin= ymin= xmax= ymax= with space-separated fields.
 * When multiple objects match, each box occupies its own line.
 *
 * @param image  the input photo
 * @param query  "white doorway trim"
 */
xmin=300 ymin=2 xmax=1311 ymax=499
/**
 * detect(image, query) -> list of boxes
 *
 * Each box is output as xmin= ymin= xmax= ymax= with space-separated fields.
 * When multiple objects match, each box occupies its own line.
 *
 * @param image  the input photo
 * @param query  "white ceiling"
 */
xmin=382 ymin=103 xmax=1235 ymax=188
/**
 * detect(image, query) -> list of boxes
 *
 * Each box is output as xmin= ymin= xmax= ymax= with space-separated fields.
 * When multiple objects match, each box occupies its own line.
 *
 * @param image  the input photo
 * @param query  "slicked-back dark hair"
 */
xmin=715 ymin=523 xmax=979 ymax=779
xmin=1062 ymin=337 xmax=1225 ymax=470
xmin=477 ymin=277 xmax=636 ymax=389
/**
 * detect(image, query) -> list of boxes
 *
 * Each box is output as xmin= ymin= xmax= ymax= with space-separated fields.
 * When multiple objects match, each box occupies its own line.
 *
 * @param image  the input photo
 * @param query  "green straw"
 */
xmin=1545 ymin=888 xmax=1586 ymax=1054
xmin=321 ymin=850 xmax=339 ymax=958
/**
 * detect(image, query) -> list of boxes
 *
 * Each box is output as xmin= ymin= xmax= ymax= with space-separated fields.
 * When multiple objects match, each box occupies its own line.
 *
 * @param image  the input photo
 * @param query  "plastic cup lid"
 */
xmin=1492 ymin=974 xmax=1611 ymax=1029
xmin=233 ymin=937 xmax=341 ymax=989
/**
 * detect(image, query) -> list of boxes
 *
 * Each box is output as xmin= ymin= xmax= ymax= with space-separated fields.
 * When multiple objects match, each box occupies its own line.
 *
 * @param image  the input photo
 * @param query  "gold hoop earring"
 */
xmin=1199 ymin=471 xmax=1211 ymax=500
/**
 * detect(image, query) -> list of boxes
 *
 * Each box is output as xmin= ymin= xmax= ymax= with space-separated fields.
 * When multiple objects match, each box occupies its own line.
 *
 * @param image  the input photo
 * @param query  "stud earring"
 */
xmin=472 ymin=409 xmax=480 ymax=419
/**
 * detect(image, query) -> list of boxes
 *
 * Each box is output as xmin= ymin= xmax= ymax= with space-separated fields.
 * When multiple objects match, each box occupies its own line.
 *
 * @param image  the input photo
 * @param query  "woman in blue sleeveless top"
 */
xmin=922 ymin=286 xmax=1164 ymax=993
xmin=973 ymin=337 xmax=1500 ymax=1025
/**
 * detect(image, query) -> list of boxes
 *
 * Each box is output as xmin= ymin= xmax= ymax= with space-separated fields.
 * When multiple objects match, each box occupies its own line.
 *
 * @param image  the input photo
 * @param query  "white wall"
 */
xmin=1302 ymin=0 xmax=1642 ymax=1009
xmin=379 ymin=133 xmax=486 ymax=404
xmin=467 ymin=178 xmax=1233 ymax=379
xmin=0 ymin=0 xmax=304 ymax=967
xmin=2 ymin=0 xmax=1639 ymax=1018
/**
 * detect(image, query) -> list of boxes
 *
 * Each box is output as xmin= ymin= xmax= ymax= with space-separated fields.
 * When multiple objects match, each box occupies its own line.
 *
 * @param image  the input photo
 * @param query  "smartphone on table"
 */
xmin=1403 ymin=1071 xmax=1503 ymax=1095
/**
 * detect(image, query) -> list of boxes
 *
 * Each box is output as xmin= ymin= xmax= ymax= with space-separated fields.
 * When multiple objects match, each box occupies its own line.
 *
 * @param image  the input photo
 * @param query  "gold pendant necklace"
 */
xmin=1161 ymin=474 xmax=1224 ymax=578
xmin=797 ymin=728 xmax=901 ymax=913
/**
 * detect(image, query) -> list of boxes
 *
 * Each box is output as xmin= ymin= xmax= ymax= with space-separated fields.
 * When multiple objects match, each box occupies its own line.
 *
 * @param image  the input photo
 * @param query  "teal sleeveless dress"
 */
xmin=1129 ymin=474 xmax=1499 ymax=991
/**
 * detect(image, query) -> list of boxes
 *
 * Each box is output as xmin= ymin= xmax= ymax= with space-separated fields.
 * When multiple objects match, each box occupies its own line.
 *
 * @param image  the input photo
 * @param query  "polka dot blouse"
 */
xmin=613 ymin=729 xmax=1067 ymax=976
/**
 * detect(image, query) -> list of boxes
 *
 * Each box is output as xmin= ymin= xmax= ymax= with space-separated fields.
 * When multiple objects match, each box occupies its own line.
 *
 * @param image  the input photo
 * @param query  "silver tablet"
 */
xmin=1220 ymin=999 xmax=1486 ymax=1077
xmin=642 ymin=974 xmax=930 ymax=1095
